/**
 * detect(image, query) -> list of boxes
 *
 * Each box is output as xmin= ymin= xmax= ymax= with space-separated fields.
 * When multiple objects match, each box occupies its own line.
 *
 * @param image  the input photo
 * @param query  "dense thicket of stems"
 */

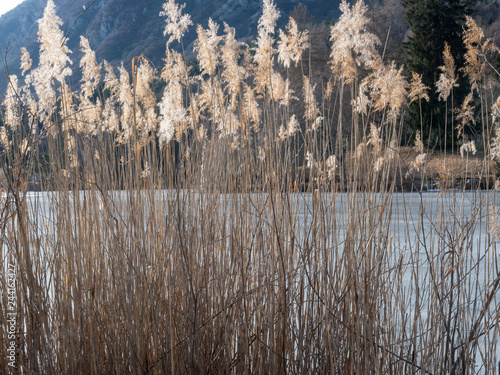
xmin=1 ymin=0 xmax=500 ymax=373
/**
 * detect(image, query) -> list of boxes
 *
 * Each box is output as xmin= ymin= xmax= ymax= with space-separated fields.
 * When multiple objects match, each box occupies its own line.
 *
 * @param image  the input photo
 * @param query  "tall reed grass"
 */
xmin=1 ymin=0 xmax=500 ymax=373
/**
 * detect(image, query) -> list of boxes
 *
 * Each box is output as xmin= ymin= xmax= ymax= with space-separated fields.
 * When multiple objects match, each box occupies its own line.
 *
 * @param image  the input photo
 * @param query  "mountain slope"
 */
xmin=0 ymin=0 xmax=341 ymax=88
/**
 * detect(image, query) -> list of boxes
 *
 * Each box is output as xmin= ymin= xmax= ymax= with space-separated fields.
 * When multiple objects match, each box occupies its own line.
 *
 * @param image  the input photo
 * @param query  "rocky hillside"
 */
xmin=0 ymin=0 xmax=341 ymax=87
xmin=1 ymin=0 xmax=497 ymax=91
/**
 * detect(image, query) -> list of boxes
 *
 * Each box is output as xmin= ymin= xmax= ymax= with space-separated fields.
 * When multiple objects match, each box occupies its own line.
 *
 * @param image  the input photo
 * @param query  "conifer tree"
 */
xmin=402 ymin=0 xmax=475 ymax=147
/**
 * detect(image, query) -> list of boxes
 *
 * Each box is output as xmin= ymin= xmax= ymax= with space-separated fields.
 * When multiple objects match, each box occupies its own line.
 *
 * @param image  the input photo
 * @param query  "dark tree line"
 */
xmin=402 ymin=0 xmax=476 ymax=147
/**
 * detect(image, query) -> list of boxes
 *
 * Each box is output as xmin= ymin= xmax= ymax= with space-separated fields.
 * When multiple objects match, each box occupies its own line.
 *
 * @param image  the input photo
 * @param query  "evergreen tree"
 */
xmin=402 ymin=0 xmax=475 ymax=147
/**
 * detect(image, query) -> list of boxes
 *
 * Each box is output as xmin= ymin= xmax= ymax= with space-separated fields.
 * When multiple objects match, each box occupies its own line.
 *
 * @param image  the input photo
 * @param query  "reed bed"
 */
xmin=1 ymin=0 xmax=500 ymax=373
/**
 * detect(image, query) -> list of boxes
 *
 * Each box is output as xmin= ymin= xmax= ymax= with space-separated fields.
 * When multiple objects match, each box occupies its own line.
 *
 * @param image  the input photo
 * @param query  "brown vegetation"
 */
xmin=0 ymin=0 xmax=500 ymax=373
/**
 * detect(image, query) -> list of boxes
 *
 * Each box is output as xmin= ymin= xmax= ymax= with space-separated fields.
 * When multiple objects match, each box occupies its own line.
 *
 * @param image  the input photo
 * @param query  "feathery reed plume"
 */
xmin=370 ymin=61 xmax=407 ymax=120
xmin=305 ymin=151 xmax=317 ymax=169
xmin=490 ymin=96 xmax=500 ymax=160
xmin=414 ymin=130 xmax=424 ymax=154
xmin=277 ymin=17 xmax=309 ymax=69
xmin=367 ymin=122 xmax=382 ymax=154
xmin=253 ymin=31 xmax=274 ymax=94
xmin=324 ymin=78 xmax=333 ymax=101
xmin=463 ymin=16 xmax=484 ymax=89
xmin=271 ymin=71 xmax=286 ymax=102
xmin=258 ymin=0 xmax=280 ymax=35
xmin=199 ymin=77 xmax=225 ymax=130
xmin=77 ymin=97 xmax=101 ymax=135
xmin=253 ymin=0 xmax=279 ymax=94
xmin=4 ymin=75 xmax=21 ymax=131
xmin=243 ymin=83 xmax=261 ymax=131
xmin=277 ymin=124 xmax=286 ymax=140
xmin=36 ymin=0 xmax=72 ymax=81
xmin=406 ymin=131 xmax=426 ymax=177
xmin=411 ymin=153 xmax=426 ymax=172
xmin=160 ymin=45 xmax=191 ymax=146
xmin=160 ymin=0 xmax=193 ymax=46
xmin=134 ymin=60 xmax=156 ymax=108
xmin=78 ymin=37 xmax=102 ymax=135
xmin=352 ymin=79 xmax=371 ymax=115
xmin=79 ymin=36 xmax=101 ymax=99
xmin=20 ymin=47 xmax=32 ymax=76
xmin=0 ymin=126 xmax=9 ymax=152
xmin=19 ymin=50 xmax=37 ymax=116
xmin=158 ymin=80 xmax=186 ymax=145
xmin=329 ymin=0 xmax=380 ymax=83
xmin=460 ymin=140 xmax=476 ymax=158
xmin=102 ymin=61 xmax=120 ymax=132
xmin=101 ymin=101 xmax=118 ymax=133
xmin=303 ymin=76 xmax=322 ymax=131
xmin=462 ymin=16 xmax=500 ymax=89
xmin=135 ymin=60 xmax=158 ymax=134
xmin=271 ymin=72 xmax=295 ymax=106
xmin=194 ymin=18 xmax=222 ymax=77
xmin=436 ymin=43 xmax=458 ymax=102
xmin=408 ymin=72 xmax=429 ymax=104
xmin=103 ymin=60 xmax=119 ymax=94
xmin=32 ymin=0 xmax=72 ymax=127
xmin=221 ymin=23 xmax=244 ymax=106
xmin=456 ymin=92 xmax=475 ymax=139
xmin=286 ymin=114 xmax=300 ymax=137
xmin=159 ymin=48 xmax=191 ymax=141
xmin=278 ymin=114 xmax=300 ymax=140
xmin=325 ymin=155 xmax=337 ymax=180
xmin=117 ymin=64 xmax=134 ymax=142
xmin=161 ymin=48 xmax=191 ymax=86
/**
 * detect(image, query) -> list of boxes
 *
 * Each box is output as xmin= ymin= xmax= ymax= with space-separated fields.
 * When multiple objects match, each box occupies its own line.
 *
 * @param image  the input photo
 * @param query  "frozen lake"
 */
xmin=4 ymin=188 xmax=500 ymax=373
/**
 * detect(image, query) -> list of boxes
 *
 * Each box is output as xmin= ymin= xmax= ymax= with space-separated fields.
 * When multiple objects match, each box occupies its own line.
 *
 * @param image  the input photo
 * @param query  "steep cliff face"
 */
xmin=0 ymin=0 xmax=340 ymax=87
